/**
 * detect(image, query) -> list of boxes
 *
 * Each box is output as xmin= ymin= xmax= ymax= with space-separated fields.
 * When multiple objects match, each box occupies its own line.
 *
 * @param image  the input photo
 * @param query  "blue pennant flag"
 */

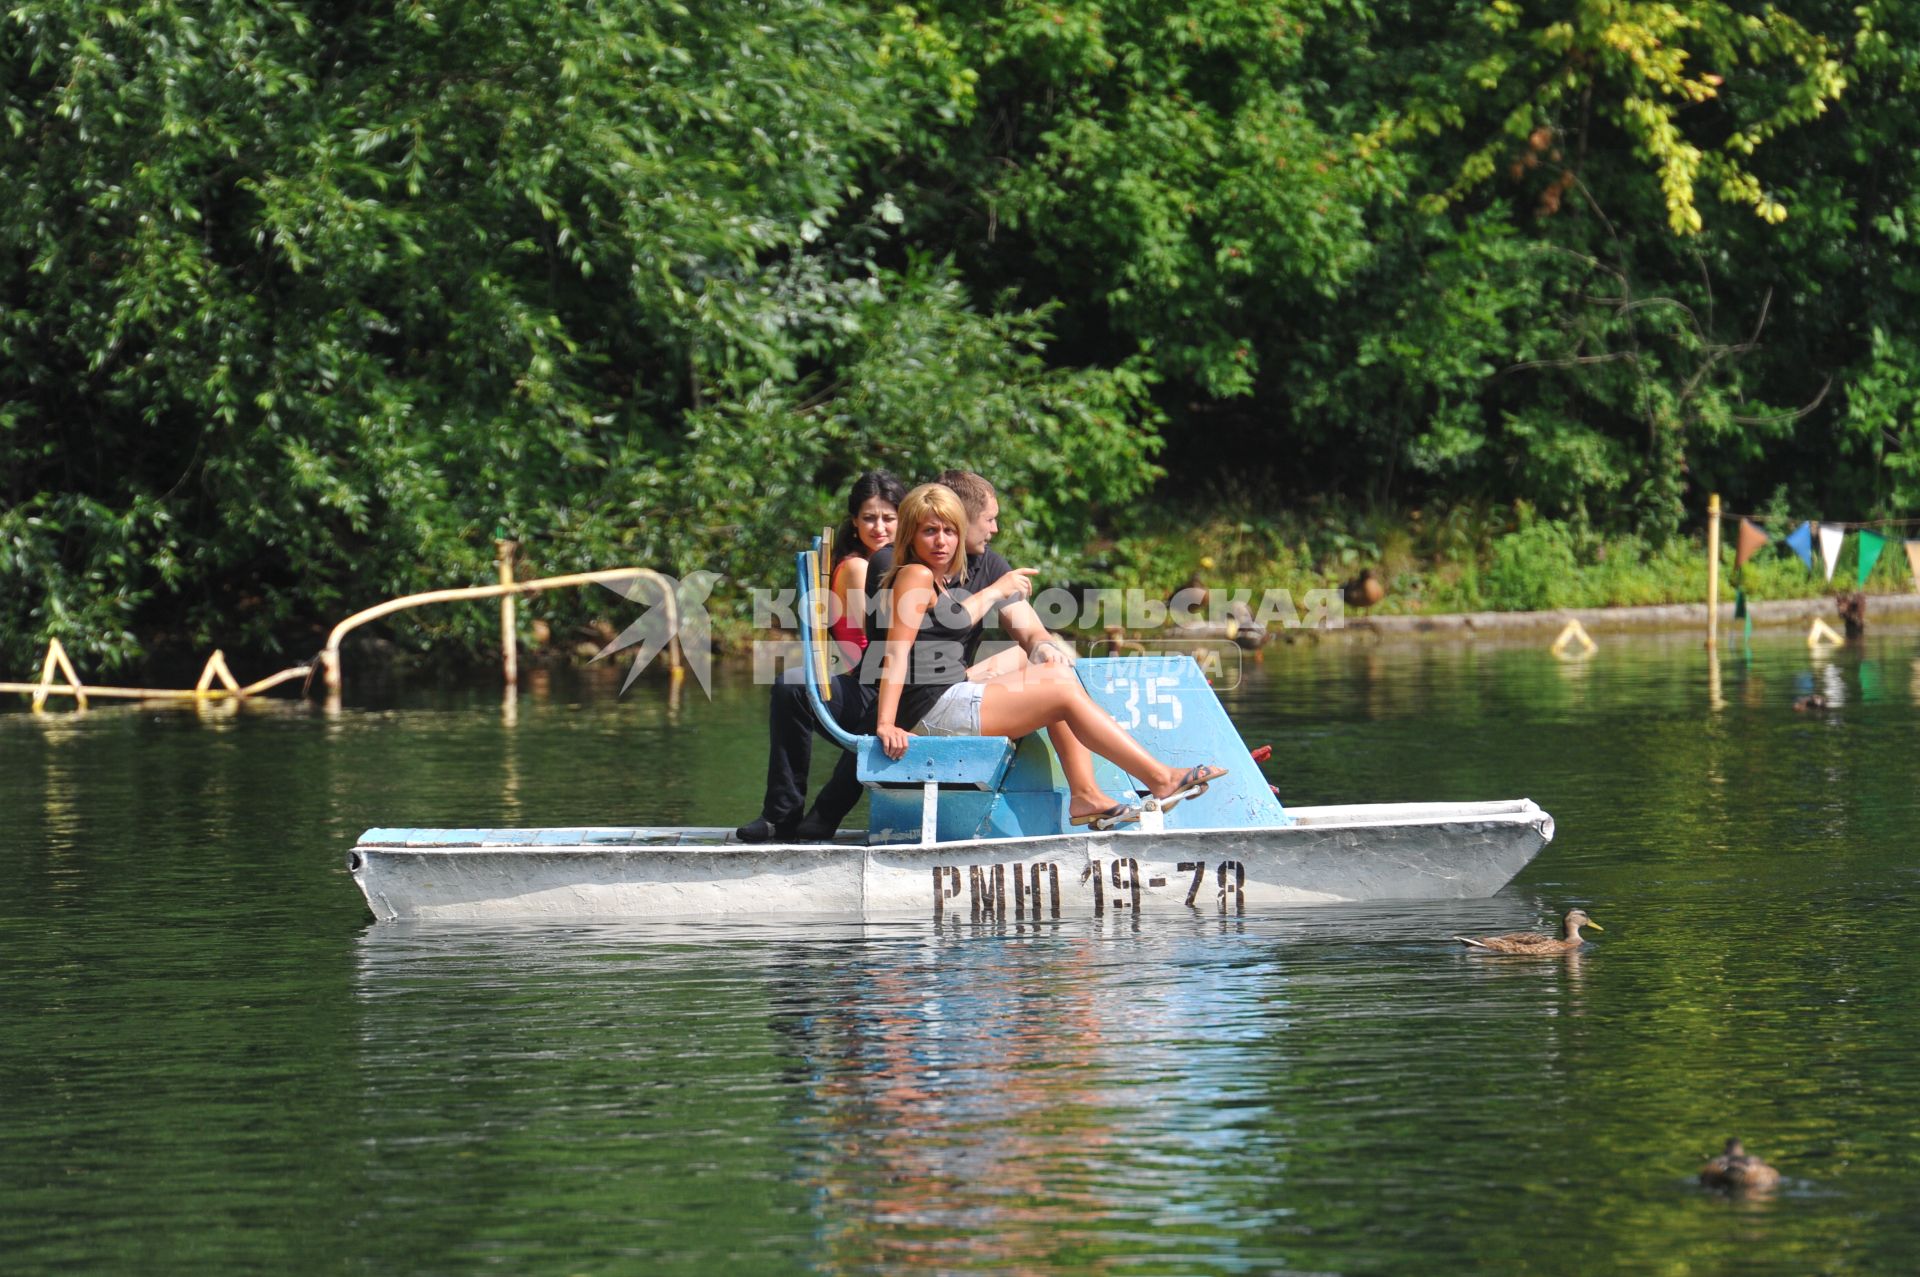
xmin=1783 ymin=521 xmax=1815 ymax=570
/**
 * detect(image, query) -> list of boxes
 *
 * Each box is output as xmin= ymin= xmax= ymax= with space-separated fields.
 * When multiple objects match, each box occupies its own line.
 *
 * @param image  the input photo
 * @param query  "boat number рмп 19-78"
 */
xmin=931 ymin=858 xmax=1247 ymax=919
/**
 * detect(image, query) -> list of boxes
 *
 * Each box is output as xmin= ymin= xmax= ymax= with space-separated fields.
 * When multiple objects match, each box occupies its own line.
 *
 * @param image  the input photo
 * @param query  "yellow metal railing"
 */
xmin=6 ymin=548 xmax=681 ymax=712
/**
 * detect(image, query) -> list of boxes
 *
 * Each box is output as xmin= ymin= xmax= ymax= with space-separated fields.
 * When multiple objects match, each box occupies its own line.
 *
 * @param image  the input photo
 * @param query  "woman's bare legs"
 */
xmin=969 ymin=647 xmax=1123 ymax=815
xmin=978 ymin=664 xmax=1205 ymax=800
xmin=1042 ymin=722 xmax=1130 ymax=818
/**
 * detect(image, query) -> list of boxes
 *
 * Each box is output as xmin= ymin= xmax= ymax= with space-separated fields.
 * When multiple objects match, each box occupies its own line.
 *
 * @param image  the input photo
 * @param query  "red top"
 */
xmin=828 ymin=556 xmax=869 ymax=665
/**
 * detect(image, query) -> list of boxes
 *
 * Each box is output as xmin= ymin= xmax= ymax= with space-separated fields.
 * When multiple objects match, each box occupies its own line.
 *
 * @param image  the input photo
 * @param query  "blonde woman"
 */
xmin=873 ymin=484 xmax=1226 ymax=826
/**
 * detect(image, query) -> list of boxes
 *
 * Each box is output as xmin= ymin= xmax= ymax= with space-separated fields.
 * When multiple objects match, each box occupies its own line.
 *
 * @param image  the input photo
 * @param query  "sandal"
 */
xmin=1148 ymin=764 xmax=1228 ymax=813
xmin=1069 ymin=802 xmax=1141 ymax=832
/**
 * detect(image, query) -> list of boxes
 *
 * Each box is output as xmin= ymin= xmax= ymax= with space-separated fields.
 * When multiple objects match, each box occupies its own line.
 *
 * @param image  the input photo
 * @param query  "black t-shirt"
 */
xmin=861 ymin=543 xmax=1014 ymax=729
xmin=860 ymin=544 xmax=1012 ymax=663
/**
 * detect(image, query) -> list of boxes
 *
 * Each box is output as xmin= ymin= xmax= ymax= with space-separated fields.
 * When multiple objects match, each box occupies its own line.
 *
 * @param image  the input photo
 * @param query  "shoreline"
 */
xmin=1319 ymin=593 xmax=1920 ymax=643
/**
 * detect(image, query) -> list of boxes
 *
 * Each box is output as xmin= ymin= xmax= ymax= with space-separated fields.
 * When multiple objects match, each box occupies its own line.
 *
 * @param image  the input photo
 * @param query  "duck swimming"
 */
xmin=1455 ymin=908 xmax=1601 ymax=954
xmin=1699 ymin=1138 xmax=1781 ymax=1191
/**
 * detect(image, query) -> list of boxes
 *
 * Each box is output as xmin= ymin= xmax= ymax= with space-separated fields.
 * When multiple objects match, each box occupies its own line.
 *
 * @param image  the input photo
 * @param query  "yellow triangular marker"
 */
xmin=195 ymin=650 xmax=242 ymax=697
xmin=1551 ymin=619 xmax=1597 ymax=659
xmin=1808 ymin=617 xmax=1844 ymax=648
xmin=31 ymin=638 xmax=88 ymax=711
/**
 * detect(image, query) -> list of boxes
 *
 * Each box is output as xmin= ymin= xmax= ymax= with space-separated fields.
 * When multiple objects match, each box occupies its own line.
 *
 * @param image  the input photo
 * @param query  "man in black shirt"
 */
xmin=734 ymin=470 xmax=1076 ymax=842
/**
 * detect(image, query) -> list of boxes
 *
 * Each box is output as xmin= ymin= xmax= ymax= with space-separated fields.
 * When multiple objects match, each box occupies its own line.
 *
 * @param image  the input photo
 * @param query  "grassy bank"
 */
xmin=671 ymin=499 xmax=1900 ymax=662
xmin=92 ymin=499 xmax=1893 ymax=680
xmin=1083 ymin=499 xmax=1910 ymax=617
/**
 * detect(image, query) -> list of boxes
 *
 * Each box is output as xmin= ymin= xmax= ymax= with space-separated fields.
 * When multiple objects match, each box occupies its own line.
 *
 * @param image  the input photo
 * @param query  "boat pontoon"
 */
xmin=348 ymin=543 xmax=1553 ymax=920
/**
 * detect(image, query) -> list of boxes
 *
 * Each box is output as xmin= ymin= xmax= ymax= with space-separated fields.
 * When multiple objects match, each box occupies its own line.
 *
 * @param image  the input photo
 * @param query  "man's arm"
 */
xmin=966 ymin=643 xmax=1028 ymax=683
xmin=998 ymin=599 xmax=1075 ymax=666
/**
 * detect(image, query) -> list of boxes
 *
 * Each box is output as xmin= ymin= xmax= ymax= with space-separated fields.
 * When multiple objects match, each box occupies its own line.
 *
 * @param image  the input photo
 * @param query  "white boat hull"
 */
xmin=348 ymin=799 xmax=1553 ymax=922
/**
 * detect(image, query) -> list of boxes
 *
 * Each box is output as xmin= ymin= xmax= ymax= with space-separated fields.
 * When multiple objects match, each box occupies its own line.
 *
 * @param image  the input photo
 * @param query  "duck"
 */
xmin=1698 ymin=1138 xmax=1781 ymax=1191
xmin=1175 ymin=571 xmax=1210 ymax=614
xmin=1837 ymin=590 xmax=1867 ymax=641
xmin=1455 ymin=908 xmax=1601 ymax=954
xmin=1343 ymin=568 xmax=1385 ymax=609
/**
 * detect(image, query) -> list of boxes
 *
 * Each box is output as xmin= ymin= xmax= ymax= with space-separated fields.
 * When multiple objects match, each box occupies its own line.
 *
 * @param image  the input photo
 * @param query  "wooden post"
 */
xmin=497 ymin=539 xmax=519 ymax=687
xmin=1705 ymin=493 xmax=1722 ymax=648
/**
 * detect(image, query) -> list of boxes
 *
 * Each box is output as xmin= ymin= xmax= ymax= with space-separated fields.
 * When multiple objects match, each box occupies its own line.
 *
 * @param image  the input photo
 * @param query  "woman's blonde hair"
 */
xmin=882 ymin=483 xmax=969 ymax=591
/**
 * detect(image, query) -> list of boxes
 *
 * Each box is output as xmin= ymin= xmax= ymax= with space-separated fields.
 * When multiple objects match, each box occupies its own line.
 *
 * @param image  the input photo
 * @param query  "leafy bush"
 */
xmin=0 ymin=0 xmax=1160 ymax=673
xmin=1480 ymin=516 xmax=1581 ymax=612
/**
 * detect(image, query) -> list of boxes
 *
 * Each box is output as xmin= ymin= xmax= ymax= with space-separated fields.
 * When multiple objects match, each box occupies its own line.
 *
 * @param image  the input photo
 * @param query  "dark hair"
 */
xmin=835 ymin=470 xmax=907 ymax=564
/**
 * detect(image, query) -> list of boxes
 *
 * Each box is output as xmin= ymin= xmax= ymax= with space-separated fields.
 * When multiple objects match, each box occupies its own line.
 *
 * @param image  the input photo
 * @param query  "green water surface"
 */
xmin=4 ymin=631 xmax=1919 ymax=1274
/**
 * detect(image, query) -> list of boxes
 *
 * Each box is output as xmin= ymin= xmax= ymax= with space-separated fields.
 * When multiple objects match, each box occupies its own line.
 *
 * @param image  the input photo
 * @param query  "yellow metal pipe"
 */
xmin=2 ymin=664 xmax=311 ymax=702
xmin=320 ymin=567 xmax=677 ymax=695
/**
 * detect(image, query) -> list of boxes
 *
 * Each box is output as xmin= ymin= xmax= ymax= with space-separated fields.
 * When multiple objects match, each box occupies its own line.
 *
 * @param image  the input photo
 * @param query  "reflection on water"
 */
xmin=7 ymin=632 xmax=1920 ymax=1273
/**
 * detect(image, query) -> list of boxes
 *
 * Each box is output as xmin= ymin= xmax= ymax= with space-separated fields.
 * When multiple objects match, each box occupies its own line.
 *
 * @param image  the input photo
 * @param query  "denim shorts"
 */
xmin=914 ymin=681 xmax=986 ymax=736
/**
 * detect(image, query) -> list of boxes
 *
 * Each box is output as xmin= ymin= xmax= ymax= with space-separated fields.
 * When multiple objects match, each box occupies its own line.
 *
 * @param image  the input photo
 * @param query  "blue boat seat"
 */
xmin=790 ymin=540 xmax=1286 ymax=845
xmin=795 ymin=543 xmax=1015 ymax=794
xmin=856 ymin=734 xmax=1013 ymax=790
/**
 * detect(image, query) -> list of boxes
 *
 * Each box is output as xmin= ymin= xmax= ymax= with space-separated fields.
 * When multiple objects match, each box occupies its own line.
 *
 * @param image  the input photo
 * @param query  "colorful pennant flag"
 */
xmin=1907 ymin=540 xmax=1920 ymax=589
xmin=1818 ymin=523 xmax=1847 ymax=582
xmin=1734 ymin=518 xmax=1769 ymax=569
xmin=1857 ymin=530 xmax=1889 ymax=587
xmin=1784 ymin=521 xmax=1815 ymax=570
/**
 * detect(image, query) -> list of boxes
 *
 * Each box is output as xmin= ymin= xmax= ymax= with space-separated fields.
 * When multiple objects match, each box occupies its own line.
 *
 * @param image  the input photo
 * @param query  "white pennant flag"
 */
xmin=1817 ymin=523 xmax=1847 ymax=582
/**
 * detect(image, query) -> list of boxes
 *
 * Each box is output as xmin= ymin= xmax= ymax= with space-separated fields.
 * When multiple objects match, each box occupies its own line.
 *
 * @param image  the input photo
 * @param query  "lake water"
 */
xmin=5 ymin=629 xmax=1920 ymax=1274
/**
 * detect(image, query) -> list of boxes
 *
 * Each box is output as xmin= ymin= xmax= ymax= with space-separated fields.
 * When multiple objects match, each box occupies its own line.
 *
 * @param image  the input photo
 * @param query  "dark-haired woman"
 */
xmin=736 ymin=470 xmax=905 ymax=844
xmin=827 ymin=471 xmax=905 ymax=666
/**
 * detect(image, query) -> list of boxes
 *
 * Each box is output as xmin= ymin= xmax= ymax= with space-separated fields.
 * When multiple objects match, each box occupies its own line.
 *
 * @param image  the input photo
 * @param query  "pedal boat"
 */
xmin=347 ymin=544 xmax=1554 ymax=922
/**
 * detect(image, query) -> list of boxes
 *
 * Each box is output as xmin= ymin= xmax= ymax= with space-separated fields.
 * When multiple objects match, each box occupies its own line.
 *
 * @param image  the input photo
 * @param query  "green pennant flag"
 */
xmin=1857 ymin=530 xmax=1889 ymax=587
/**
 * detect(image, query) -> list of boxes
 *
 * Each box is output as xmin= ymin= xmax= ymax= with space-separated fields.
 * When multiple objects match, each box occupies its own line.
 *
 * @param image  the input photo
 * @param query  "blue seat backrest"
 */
xmin=794 ymin=543 xmax=1014 ymax=790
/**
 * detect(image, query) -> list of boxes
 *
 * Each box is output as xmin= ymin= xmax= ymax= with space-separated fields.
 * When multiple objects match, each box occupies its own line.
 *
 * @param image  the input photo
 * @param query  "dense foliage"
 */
xmin=1 ymin=0 xmax=1913 ymax=671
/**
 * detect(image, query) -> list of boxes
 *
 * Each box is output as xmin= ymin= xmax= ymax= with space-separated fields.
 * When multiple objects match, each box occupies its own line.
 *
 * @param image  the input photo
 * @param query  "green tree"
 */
xmin=0 ymin=0 xmax=1161 ymax=672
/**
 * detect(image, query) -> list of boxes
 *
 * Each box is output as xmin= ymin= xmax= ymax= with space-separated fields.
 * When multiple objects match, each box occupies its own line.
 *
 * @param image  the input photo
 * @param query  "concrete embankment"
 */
xmin=1325 ymin=594 xmax=1920 ymax=643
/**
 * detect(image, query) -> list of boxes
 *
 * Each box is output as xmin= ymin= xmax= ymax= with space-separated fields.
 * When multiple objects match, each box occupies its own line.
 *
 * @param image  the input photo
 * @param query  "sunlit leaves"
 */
xmin=1372 ymin=1 xmax=1846 ymax=234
